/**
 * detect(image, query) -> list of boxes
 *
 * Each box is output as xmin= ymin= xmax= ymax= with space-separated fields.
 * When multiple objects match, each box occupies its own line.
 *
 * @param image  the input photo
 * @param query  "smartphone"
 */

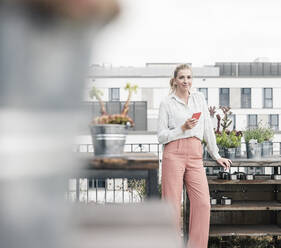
xmin=192 ymin=112 xmax=201 ymax=120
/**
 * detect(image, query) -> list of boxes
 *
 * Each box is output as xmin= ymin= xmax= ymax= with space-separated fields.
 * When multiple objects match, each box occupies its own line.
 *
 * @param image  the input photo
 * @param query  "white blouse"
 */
xmin=157 ymin=91 xmax=221 ymax=160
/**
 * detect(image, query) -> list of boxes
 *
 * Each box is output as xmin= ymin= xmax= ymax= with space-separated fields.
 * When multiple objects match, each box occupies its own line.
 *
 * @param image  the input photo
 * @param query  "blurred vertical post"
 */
xmin=0 ymin=1 xmax=119 ymax=248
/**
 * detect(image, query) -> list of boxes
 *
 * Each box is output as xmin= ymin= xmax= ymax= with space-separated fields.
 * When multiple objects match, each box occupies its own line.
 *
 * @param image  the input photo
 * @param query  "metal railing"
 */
xmin=75 ymin=141 xmax=281 ymax=157
xmin=70 ymin=142 xmax=281 ymax=203
xmin=69 ymin=143 xmax=162 ymax=203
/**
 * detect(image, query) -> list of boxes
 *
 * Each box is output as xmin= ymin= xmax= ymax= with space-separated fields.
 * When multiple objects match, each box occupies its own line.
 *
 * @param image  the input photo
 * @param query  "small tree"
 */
xmin=89 ymin=83 xmax=138 ymax=125
xmin=208 ymin=106 xmax=216 ymax=118
xmin=220 ymin=106 xmax=232 ymax=131
xmin=121 ymin=83 xmax=138 ymax=116
xmin=89 ymin=86 xmax=107 ymax=116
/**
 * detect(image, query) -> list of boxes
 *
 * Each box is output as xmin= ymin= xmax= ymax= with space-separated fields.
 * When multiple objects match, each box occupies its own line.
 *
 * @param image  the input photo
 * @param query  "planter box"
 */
xmin=89 ymin=124 xmax=126 ymax=157
xmin=224 ymin=148 xmax=236 ymax=160
xmin=262 ymin=141 xmax=273 ymax=157
xmin=246 ymin=142 xmax=262 ymax=159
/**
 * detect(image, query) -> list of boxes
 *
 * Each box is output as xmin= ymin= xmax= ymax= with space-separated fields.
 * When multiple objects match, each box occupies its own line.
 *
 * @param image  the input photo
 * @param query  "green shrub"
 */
xmin=216 ymin=130 xmax=242 ymax=148
xmin=243 ymin=126 xmax=274 ymax=143
xmin=243 ymin=127 xmax=265 ymax=143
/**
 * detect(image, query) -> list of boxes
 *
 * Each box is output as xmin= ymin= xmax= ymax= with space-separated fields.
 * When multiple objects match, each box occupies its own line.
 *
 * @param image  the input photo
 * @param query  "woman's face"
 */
xmin=174 ymin=69 xmax=192 ymax=94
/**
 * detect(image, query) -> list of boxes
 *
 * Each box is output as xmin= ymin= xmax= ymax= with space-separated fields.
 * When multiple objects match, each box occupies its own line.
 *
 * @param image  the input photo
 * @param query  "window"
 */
xmin=248 ymin=115 xmax=257 ymax=129
xmin=219 ymin=88 xmax=229 ymax=107
xmin=241 ymin=88 xmax=251 ymax=108
xmin=251 ymin=63 xmax=263 ymax=76
xmin=269 ymin=114 xmax=279 ymax=131
xmin=263 ymin=88 xmax=273 ymax=108
xmin=198 ymin=88 xmax=208 ymax=103
xmin=109 ymin=88 xmax=120 ymax=101
xmin=238 ymin=63 xmax=251 ymax=76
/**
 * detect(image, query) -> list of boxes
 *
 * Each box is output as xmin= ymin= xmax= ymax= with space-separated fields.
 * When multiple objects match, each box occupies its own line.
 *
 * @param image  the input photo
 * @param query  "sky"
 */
xmin=91 ymin=0 xmax=281 ymax=67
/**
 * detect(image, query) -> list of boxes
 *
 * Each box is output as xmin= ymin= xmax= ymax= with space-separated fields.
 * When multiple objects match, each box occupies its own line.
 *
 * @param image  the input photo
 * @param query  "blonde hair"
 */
xmin=169 ymin=64 xmax=192 ymax=93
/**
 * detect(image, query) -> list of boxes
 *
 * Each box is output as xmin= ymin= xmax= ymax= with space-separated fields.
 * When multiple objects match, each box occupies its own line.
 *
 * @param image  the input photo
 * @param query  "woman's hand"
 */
xmin=181 ymin=118 xmax=198 ymax=132
xmin=216 ymin=157 xmax=232 ymax=171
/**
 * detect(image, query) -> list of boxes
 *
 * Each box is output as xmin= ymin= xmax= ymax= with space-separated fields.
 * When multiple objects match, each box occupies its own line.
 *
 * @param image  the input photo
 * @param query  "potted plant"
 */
xmin=202 ymin=139 xmax=209 ymax=159
xmin=260 ymin=126 xmax=274 ymax=157
xmin=214 ymin=106 xmax=242 ymax=158
xmin=216 ymin=130 xmax=242 ymax=159
xmin=243 ymin=127 xmax=264 ymax=159
xmin=89 ymin=83 xmax=138 ymax=156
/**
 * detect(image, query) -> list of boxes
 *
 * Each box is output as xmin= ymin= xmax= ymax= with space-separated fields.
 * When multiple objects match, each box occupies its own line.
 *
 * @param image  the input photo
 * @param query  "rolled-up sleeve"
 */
xmin=157 ymin=101 xmax=183 ymax=144
xmin=202 ymin=95 xmax=221 ymax=160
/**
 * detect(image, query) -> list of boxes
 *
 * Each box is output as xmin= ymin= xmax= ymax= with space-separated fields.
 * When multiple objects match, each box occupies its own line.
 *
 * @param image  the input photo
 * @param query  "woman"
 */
xmin=157 ymin=64 xmax=231 ymax=248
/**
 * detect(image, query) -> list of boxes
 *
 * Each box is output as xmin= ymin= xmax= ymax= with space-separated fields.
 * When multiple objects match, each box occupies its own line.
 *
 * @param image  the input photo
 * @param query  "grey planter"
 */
xmin=262 ymin=141 xmax=273 ymax=157
xmin=90 ymin=124 xmax=127 ymax=157
xmin=218 ymin=146 xmax=225 ymax=158
xmin=246 ymin=142 xmax=262 ymax=159
xmin=203 ymin=145 xmax=209 ymax=159
xmin=224 ymin=148 xmax=236 ymax=160
xmin=235 ymin=146 xmax=241 ymax=158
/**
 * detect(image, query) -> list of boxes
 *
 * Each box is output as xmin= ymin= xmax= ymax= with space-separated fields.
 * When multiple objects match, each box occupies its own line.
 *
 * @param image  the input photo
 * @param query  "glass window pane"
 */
xmin=250 ymin=63 xmax=263 ymax=76
xmin=248 ymin=115 xmax=257 ymax=128
xmin=265 ymin=99 xmax=273 ymax=108
xmin=241 ymin=88 xmax=251 ymax=108
xmin=270 ymin=114 xmax=279 ymax=130
xmin=107 ymin=102 xmax=121 ymax=115
xmin=239 ymin=63 xmax=251 ymax=76
xmin=264 ymin=63 xmax=271 ymax=75
xmin=231 ymin=64 xmax=236 ymax=76
xmin=264 ymin=88 xmax=273 ymax=108
xmin=219 ymin=88 xmax=229 ymax=107
xmin=223 ymin=64 xmax=232 ymax=76
xmin=271 ymin=63 xmax=278 ymax=75
xmin=222 ymin=88 xmax=229 ymax=94
xmin=251 ymin=63 xmax=258 ymax=75
xmin=243 ymin=88 xmax=251 ymax=94
xmin=134 ymin=101 xmax=147 ymax=131
xmin=271 ymin=115 xmax=278 ymax=125
xmin=264 ymin=88 xmax=272 ymax=98
xmin=109 ymin=88 xmax=120 ymax=101
xmin=278 ymin=63 xmax=281 ymax=75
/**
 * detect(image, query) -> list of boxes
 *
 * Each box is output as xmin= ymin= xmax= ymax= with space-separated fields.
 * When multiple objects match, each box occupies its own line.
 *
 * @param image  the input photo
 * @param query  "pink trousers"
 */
xmin=162 ymin=137 xmax=210 ymax=248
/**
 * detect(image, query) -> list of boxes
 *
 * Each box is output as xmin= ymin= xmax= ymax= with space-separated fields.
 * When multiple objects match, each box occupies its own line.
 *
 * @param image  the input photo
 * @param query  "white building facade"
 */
xmin=83 ymin=62 xmax=281 ymax=145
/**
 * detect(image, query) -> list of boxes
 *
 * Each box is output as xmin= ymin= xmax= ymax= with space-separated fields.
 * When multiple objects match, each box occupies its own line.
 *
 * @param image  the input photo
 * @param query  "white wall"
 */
xmin=119 ymin=87 xmax=142 ymax=101
xmin=230 ymin=88 xmax=241 ymax=108
xmin=153 ymin=88 xmax=170 ymax=109
xmin=252 ymin=88 xmax=263 ymax=108
xmin=86 ymin=73 xmax=281 ymax=137
xmin=208 ymin=88 xmax=219 ymax=107
xmin=273 ymin=88 xmax=281 ymax=108
xmin=236 ymin=115 xmax=247 ymax=131
xmin=258 ymin=114 xmax=269 ymax=127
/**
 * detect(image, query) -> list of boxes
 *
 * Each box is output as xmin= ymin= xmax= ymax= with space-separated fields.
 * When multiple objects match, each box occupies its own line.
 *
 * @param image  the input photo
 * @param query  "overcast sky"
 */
xmin=91 ymin=0 xmax=281 ymax=67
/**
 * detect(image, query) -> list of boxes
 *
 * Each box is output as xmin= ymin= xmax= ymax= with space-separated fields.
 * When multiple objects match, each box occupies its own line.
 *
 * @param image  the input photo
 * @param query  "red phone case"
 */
xmin=192 ymin=112 xmax=201 ymax=120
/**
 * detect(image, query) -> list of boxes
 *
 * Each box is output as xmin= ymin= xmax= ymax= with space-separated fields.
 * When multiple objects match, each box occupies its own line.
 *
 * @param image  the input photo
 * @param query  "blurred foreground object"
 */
xmin=69 ymin=202 xmax=182 ymax=248
xmin=14 ymin=0 xmax=120 ymax=22
xmin=0 ymin=0 xmax=119 ymax=248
